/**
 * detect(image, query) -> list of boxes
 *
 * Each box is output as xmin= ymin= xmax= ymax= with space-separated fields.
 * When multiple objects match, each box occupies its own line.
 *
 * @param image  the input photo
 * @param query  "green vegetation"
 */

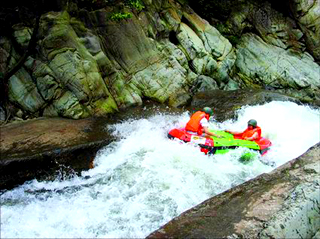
xmin=126 ymin=0 xmax=144 ymax=11
xmin=107 ymin=0 xmax=144 ymax=22
xmin=110 ymin=12 xmax=132 ymax=21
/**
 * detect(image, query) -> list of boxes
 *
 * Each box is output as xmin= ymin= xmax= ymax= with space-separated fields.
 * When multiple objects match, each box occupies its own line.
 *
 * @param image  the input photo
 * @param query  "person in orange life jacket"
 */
xmin=225 ymin=119 xmax=261 ymax=141
xmin=185 ymin=107 xmax=223 ymax=138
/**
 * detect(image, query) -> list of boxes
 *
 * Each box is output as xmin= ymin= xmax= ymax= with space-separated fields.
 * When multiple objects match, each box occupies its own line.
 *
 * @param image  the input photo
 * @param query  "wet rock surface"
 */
xmin=0 ymin=117 xmax=115 ymax=190
xmin=147 ymin=142 xmax=320 ymax=238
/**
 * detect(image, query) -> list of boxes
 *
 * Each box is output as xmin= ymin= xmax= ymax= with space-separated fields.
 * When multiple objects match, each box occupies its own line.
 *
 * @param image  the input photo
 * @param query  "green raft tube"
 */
xmin=168 ymin=128 xmax=272 ymax=163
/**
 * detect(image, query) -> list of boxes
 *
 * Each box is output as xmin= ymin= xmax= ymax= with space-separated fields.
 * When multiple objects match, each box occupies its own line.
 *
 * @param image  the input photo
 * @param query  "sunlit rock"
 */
xmin=235 ymin=34 xmax=320 ymax=96
xmin=8 ymin=68 xmax=45 ymax=113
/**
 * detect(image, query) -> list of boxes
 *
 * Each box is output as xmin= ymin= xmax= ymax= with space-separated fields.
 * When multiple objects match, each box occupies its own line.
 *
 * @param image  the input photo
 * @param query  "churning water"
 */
xmin=1 ymin=101 xmax=319 ymax=238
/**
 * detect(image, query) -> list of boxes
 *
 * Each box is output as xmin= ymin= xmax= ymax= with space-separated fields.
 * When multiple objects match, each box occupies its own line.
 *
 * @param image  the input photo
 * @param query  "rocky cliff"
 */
xmin=0 ymin=0 xmax=319 ymax=122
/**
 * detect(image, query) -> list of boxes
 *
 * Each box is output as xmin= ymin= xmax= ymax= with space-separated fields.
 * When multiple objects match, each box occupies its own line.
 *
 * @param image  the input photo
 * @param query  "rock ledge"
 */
xmin=0 ymin=117 xmax=113 ymax=190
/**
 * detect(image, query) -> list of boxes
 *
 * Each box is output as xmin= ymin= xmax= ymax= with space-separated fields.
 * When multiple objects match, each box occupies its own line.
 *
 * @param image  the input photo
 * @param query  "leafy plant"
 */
xmin=126 ymin=0 xmax=144 ymax=11
xmin=110 ymin=12 xmax=132 ymax=21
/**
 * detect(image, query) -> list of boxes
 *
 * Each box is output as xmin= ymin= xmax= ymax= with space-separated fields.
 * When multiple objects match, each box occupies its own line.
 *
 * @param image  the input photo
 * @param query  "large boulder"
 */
xmin=176 ymin=8 xmax=236 ymax=86
xmin=39 ymin=11 xmax=118 ymax=118
xmin=234 ymin=33 xmax=320 ymax=102
xmin=8 ymin=67 xmax=46 ymax=114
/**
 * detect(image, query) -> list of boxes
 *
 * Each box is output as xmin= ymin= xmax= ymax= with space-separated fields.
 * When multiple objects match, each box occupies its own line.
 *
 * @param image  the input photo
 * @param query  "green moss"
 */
xmin=98 ymin=0 xmax=145 ymax=22
xmin=70 ymin=18 xmax=88 ymax=34
xmin=94 ymin=97 xmax=118 ymax=114
xmin=236 ymin=72 xmax=262 ymax=88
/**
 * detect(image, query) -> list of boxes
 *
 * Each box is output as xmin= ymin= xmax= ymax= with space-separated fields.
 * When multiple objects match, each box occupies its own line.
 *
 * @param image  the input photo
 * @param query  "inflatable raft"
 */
xmin=168 ymin=128 xmax=272 ymax=156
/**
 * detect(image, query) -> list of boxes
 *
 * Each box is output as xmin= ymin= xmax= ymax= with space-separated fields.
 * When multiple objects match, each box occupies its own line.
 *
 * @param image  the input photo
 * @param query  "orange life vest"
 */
xmin=185 ymin=111 xmax=209 ymax=135
xmin=241 ymin=126 xmax=262 ymax=140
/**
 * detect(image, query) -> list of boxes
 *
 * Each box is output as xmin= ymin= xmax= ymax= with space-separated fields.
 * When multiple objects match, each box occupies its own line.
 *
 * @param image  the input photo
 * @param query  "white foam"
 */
xmin=1 ymin=101 xmax=319 ymax=238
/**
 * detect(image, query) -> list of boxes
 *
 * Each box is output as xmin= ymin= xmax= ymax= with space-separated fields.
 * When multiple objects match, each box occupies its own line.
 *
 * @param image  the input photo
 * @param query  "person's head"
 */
xmin=247 ymin=119 xmax=257 ymax=129
xmin=203 ymin=107 xmax=213 ymax=116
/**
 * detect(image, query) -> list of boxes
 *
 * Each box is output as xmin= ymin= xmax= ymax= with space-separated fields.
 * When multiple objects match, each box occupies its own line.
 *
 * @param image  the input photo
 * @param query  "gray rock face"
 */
xmin=1 ymin=0 xmax=320 ymax=120
xmin=235 ymin=33 xmax=320 ymax=93
xmin=190 ymin=75 xmax=219 ymax=94
xmin=8 ymin=67 xmax=46 ymax=113
xmin=314 ymin=229 xmax=320 ymax=239
xmin=224 ymin=0 xmax=319 ymax=61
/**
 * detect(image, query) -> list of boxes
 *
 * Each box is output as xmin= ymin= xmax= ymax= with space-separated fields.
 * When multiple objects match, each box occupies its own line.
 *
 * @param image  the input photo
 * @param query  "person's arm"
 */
xmin=243 ymin=132 xmax=259 ymax=141
xmin=225 ymin=130 xmax=241 ymax=135
xmin=203 ymin=127 xmax=223 ymax=138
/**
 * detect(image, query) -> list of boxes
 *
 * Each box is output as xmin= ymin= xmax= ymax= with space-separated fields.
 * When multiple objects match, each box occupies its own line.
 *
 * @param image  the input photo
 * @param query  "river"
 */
xmin=1 ymin=101 xmax=319 ymax=238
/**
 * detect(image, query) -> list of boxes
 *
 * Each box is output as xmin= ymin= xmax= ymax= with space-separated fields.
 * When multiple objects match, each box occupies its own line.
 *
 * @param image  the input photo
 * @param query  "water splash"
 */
xmin=1 ymin=101 xmax=319 ymax=238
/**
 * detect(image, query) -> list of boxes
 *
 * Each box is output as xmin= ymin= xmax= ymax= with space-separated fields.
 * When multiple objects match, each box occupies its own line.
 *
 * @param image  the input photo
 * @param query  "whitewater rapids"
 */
xmin=1 ymin=101 xmax=319 ymax=238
